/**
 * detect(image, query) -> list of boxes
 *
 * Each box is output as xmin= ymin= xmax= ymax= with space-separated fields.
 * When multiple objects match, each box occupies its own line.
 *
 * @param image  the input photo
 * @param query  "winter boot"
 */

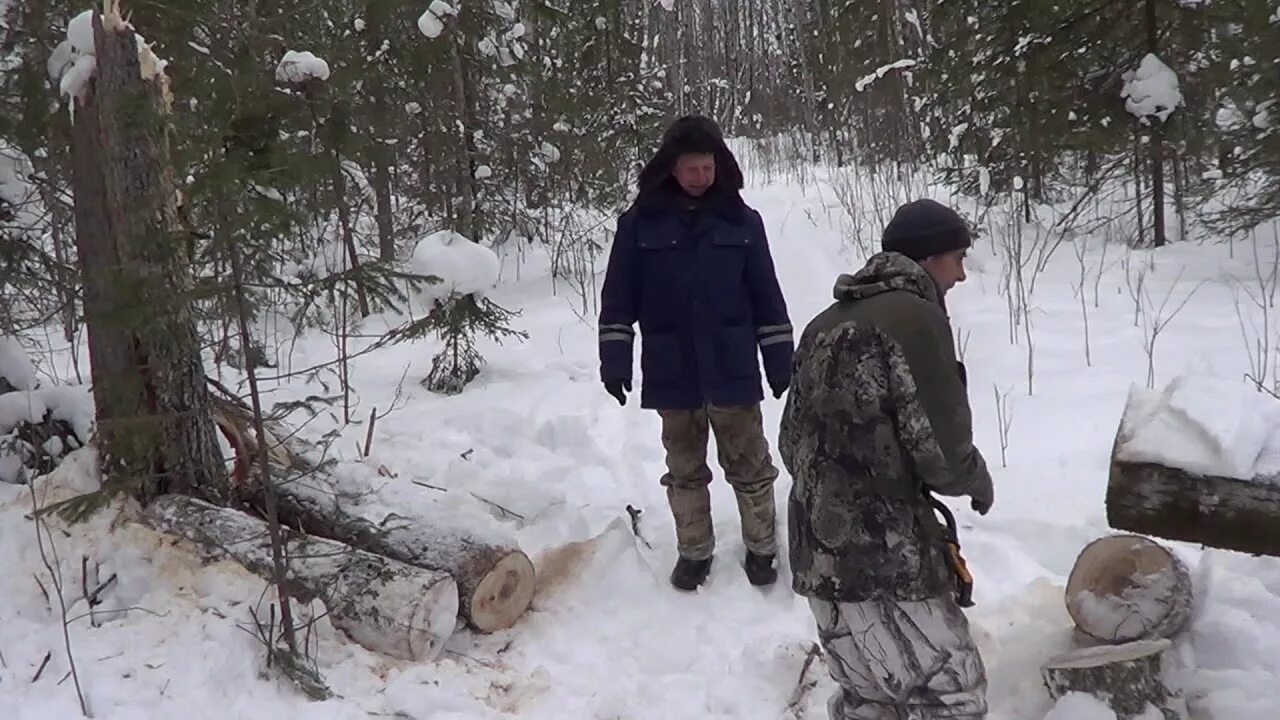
xmin=671 ymin=555 xmax=713 ymax=591
xmin=744 ymin=550 xmax=777 ymax=586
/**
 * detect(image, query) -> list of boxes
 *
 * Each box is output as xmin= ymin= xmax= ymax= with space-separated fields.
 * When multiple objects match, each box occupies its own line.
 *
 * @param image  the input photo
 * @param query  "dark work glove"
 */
xmin=769 ymin=379 xmax=788 ymax=399
xmin=970 ymin=497 xmax=991 ymax=516
xmin=604 ymin=378 xmax=631 ymax=406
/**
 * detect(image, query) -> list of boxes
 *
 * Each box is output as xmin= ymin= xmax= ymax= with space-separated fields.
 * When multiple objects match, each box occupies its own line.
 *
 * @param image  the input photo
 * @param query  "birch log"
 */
xmin=1106 ymin=387 xmax=1280 ymax=558
xmin=1106 ymin=454 xmax=1280 ymax=558
xmin=142 ymin=494 xmax=459 ymax=661
xmin=1065 ymin=534 xmax=1193 ymax=643
xmin=210 ymin=396 xmax=536 ymax=633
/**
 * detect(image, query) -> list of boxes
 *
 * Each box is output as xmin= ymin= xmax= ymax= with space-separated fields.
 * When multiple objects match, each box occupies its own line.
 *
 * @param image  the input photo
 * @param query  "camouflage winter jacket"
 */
xmin=779 ymin=252 xmax=993 ymax=603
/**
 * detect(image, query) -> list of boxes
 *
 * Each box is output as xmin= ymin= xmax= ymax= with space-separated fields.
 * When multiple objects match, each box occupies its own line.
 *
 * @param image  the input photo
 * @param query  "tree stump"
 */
xmin=1065 ymin=534 xmax=1193 ymax=643
xmin=67 ymin=7 xmax=227 ymax=513
xmin=1042 ymin=639 xmax=1185 ymax=719
xmin=142 ymin=494 xmax=460 ymax=662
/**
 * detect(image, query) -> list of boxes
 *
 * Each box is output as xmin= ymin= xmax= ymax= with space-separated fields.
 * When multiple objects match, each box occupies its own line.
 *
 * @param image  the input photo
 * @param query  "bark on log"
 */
xmin=1065 ymin=534 xmax=1193 ymax=643
xmin=1107 ymin=439 xmax=1280 ymax=558
xmin=209 ymin=396 xmax=536 ymax=633
xmin=141 ymin=494 xmax=459 ymax=662
xmin=1042 ymin=639 xmax=1186 ymax=719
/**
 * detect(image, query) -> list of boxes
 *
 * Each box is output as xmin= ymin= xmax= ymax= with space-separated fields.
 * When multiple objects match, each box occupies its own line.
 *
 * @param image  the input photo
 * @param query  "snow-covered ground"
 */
xmin=4 ymin=157 xmax=1280 ymax=720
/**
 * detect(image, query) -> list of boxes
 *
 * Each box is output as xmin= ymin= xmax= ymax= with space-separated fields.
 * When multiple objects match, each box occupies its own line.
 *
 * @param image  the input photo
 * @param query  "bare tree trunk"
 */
xmin=449 ymin=33 xmax=479 ymax=240
xmin=1172 ymin=144 xmax=1187 ymax=242
xmin=1133 ymin=131 xmax=1146 ymax=246
xmin=1146 ymin=0 xmax=1167 ymax=247
xmin=321 ymin=100 xmax=371 ymax=318
xmin=67 ymin=8 xmax=226 ymax=515
xmin=373 ymin=147 xmax=395 ymax=262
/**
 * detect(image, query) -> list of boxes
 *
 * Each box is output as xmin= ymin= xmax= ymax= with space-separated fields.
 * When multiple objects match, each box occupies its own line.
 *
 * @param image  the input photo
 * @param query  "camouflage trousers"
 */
xmin=809 ymin=596 xmax=988 ymax=719
xmin=657 ymin=403 xmax=779 ymax=561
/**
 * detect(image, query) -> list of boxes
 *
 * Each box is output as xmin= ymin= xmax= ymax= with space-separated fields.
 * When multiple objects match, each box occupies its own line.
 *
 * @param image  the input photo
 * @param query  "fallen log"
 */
xmin=1106 ymin=378 xmax=1280 ymax=557
xmin=142 ymin=494 xmax=459 ymax=662
xmin=209 ymin=395 xmax=536 ymax=633
xmin=1042 ymin=639 xmax=1186 ymax=719
xmin=1065 ymin=534 xmax=1193 ymax=644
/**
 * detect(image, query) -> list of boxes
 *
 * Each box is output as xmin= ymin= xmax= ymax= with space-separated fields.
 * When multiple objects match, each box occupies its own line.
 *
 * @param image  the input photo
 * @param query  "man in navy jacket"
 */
xmin=598 ymin=115 xmax=793 ymax=591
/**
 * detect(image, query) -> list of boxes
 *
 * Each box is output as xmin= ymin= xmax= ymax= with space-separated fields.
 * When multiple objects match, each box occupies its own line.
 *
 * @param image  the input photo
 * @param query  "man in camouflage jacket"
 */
xmin=779 ymin=198 xmax=994 ymax=719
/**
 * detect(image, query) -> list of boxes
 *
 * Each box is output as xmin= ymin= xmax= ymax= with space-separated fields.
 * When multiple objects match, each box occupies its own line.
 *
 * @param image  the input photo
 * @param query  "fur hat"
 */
xmin=881 ymin=199 xmax=972 ymax=261
xmin=636 ymin=115 xmax=745 ymax=200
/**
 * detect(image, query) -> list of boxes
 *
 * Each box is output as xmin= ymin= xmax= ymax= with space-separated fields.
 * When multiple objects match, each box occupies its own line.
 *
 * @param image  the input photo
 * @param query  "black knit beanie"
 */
xmin=881 ymin=199 xmax=972 ymax=261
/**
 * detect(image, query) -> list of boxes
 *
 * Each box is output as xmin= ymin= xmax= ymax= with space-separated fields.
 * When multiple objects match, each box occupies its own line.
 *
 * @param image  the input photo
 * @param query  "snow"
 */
xmin=1114 ymin=375 xmax=1280 ymax=481
xmin=855 ymin=59 xmax=918 ymax=92
xmin=0 ymin=384 xmax=93 ymax=483
xmin=418 ymin=1 xmax=456 ymax=39
xmin=1254 ymin=100 xmax=1275 ymax=131
xmin=59 ymin=54 xmax=97 ymax=106
xmin=274 ymin=50 xmax=330 ymax=84
xmin=410 ymin=230 xmax=501 ymax=304
xmin=9 ymin=151 xmax=1280 ymax=719
xmin=0 ymin=145 xmax=42 ymax=236
xmin=1044 ymin=693 xmax=1117 ymax=720
xmin=53 ymin=9 xmax=171 ymax=116
xmin=0 ymin=385 xmax=95 ymax=440
xmin=67 ymin=8 xmax=95 ymax=55
xmin=405 ymin=101 xmax=423 ymax=115
xmin=1122 ymin=53 xmax=1183 ymax=123
xmin=493 ymin=1 xmax=516 ymax=22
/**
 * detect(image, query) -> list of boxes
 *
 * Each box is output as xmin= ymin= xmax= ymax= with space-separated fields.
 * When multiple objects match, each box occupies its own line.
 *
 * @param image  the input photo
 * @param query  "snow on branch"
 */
xmin=855 ymin=59 xmax=917 ymax=93
xmin=418 ymin=1 xmax=457 ymax=39
xmin=1121 ymin=54 xmax=1182 ymax=124
xmin=52 ymin=8 xmax=171 ymax=119
xmin=275 ymin=50 xmax=330 ymax=84
xmin=410 ymin=231 xmax=500 ymax=306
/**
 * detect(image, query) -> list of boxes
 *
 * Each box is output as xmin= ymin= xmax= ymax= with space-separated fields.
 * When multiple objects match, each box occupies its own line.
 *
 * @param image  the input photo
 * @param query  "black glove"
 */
xmin=769 ymin=377 xmax=789 ymax=399
xmin=970 ymin=496 xmax=991 ymax=516
xmin=604 ymin=378 xmax=631 ymax=406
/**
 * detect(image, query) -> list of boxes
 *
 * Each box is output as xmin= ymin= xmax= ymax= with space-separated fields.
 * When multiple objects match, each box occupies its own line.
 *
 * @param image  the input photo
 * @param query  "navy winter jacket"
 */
xmin=597 ymin=188 xmax=793 ymax=410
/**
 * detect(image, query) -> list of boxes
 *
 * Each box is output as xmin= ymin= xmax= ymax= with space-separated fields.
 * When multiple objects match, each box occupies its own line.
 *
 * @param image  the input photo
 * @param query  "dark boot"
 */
xmin=671 ymin=555 xmax=713 ymax=591
xmin=744 ymin=550 xmax=777 ymax=586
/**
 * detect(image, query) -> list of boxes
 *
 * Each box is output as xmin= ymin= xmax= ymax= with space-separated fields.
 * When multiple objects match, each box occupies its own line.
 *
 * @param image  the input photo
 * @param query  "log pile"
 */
xmin=207 ymin=393 xmax=537 ymax=635
xmin=142 ymin=495 xmax=459 ymax=662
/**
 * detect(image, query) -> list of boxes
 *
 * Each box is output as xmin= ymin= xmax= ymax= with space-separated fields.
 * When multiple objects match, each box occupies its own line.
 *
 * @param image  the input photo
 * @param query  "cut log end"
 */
xmin=465 ymin=551 xmax=536 ymax=633
xmin=1065 ymin=534 xmax=1193 ymax=644
xmin=1043 ymin=639 xmax=1184 ymax=719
